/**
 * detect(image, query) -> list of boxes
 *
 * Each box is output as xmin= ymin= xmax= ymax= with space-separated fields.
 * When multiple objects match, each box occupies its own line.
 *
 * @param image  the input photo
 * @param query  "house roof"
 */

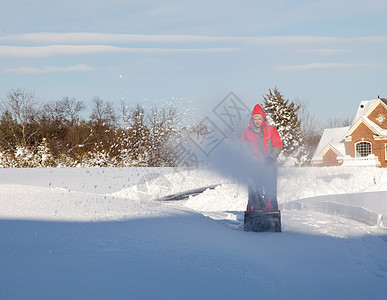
xmin=352 ymin=99 xmax=377 ymax=126
xmin=352 ymin=98 xmax=387 ymax=126
xmin=346 ymin=98 xmax=387 ymax=138
xmin=362 ymin=116 xmax=387 ymax=136
xmin=312 ymin=126 xmax=350 ymax=160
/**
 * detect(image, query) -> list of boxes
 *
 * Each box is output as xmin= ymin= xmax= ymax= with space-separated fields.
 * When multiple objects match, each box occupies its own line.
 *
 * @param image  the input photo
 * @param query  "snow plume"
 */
xmin=199 ymin=138 xmax=267 ymax=188
xmin=172 ymin=111 xmax=264 ymax=187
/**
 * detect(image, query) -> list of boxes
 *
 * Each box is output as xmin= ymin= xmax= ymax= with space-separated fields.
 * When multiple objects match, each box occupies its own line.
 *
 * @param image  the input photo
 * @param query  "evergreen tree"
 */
xmin=262 ymin=87 xmax=309 ymax=166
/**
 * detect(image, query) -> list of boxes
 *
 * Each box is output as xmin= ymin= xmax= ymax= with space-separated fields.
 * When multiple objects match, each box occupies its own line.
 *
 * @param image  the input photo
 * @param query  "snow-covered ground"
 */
xmin=0 ymin=166 xmax=387 ymax=299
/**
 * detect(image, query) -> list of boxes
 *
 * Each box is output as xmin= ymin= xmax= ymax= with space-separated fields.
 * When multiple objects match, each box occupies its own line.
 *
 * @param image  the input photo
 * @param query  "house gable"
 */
xmin=344 ymin=117 xmax=380 ymax=139
xmin=312 ymin=126 xmax=348 ymax=164
xmin=367 ymin=100 xmax=387 ymax=130
xmin=322 ymin=148 xmax=342 ymax=166
xmin=345 ymin=120 xmax=386 ymax=166
xmin=312 ymin=144 xmax=343 ymax=166
xmin=319 ymin=143 xmax=343 ymax=158
xmin=352 ymin=99 xmax=387 ymax=125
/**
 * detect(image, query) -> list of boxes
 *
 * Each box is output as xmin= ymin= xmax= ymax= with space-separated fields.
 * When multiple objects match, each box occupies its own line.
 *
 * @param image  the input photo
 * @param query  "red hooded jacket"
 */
xmin=241 ymin=104 xmax=283 ymax=158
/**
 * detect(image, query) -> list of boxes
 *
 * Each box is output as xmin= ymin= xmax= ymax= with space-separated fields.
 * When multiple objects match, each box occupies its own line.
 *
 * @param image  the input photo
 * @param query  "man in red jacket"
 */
xmin=241 ymin=104 xmax=283 ymax=212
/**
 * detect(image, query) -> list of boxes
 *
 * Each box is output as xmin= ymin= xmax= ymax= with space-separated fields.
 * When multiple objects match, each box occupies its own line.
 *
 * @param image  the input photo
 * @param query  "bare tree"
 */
xmin=0 ymin=109 xmax=18 ymax=149
xmin=40 ymin=97 xmax=86 ymax=156
xmin=4 ymin=88 xmax=39 ymax=146
xmin=147 ymin=106 xmax=179 ymax=166
xmin=60 ymin=97 xmax=85 ymax=126
xmin=294 ymin=98 xmax=323 ymax=139
xmin=325 ymin=116 xmax=353 ymax=128
xmin=118 ymin=99 xmax=130 ymax=129
xmin=89 ymin=97 xmax=116 ymax=129
xmin=148 ymin=106 xmax=178 ymax=132
xmin=294 ymin=98 xmax=325 ymax=162
xmin=41 ymin=101 xmax=64 ymax=122
xmin=41 ymin=97 xmax=84 ymax=124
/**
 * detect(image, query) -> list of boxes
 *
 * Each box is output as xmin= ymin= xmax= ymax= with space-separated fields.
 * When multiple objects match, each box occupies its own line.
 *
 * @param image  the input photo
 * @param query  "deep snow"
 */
xmin=0 ymin=166 xmax=387 ymax=299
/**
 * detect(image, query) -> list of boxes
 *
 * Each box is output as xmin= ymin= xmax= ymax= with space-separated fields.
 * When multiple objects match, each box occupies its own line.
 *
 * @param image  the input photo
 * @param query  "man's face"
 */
xmin=253 ymin=115 xmax=264 ymax=128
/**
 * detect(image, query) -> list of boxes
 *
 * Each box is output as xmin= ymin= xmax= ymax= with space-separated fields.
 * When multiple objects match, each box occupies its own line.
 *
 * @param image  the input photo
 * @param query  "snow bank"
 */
xmin=106 ymin=166 xmax=387 ymax=229
xmin=277 ymin=167 xmax=387 ymax=229
xmin=1 ymin=166 xmax=386 ymax=226
xmin=173 ymin=166 xmax=387 ymax=229
xmin=278 ymin=166 xmax=387 ymax=201
xmin=0 ymin=184 xmax=179 ymax=222
xmin=111 ymin=168 xmax=227 ymax=201
xmin=282 ymin=191 xmax=387 ymax=229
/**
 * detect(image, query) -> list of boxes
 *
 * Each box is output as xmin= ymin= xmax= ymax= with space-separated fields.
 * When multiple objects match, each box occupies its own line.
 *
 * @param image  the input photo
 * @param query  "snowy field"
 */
xmin=1 ymin=166 xmax=387 ymax=299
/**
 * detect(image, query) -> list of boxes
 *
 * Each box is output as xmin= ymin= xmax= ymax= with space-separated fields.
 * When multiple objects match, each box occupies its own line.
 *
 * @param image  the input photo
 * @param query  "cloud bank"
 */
xmin=0 ymin=45 xmax=240 ymax=58
xmin=273 ymin=62 xmax=387 ymax=71
xmin=1 ymin=32 xmax=387 ymax=45
xmin=3 ymin=64 xmax=94 ymax=74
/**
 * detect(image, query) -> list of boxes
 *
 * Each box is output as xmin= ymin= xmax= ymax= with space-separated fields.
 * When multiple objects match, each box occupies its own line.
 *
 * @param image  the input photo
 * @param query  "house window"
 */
xmin=355 ymin=141 xmax=372 ymax=157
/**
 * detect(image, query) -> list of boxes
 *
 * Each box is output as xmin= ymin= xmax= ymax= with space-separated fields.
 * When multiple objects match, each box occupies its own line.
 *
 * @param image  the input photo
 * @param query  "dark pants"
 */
xmin=247 ymin=159 xmax=278 ymax=211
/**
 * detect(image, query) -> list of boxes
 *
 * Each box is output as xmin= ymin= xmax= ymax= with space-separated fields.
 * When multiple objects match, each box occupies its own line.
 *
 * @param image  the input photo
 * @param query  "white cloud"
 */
xmin=273 ymin=63 xmax=356 ymax=71
xmin=0 ymin=45 xmax=123 ymax=57
xmin=2 ymin=32 xmax=387 ymax=45
xmin=0 ymin=45 xmax=240 ymax=58
xmin=3 ymin=64 xmax=95 ymax=74
xmin=273 ymin=62 xmax=387 ymax=71
xmin=0 ymin=33 xmax=224 ymax=44
xmin=299 ymin=49 xmax=349 ymax=55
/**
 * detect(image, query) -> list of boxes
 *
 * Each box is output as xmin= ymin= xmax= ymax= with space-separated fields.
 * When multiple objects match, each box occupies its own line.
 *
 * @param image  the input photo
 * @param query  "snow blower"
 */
xmin=244 ymin=188 xmax=281 ymax=232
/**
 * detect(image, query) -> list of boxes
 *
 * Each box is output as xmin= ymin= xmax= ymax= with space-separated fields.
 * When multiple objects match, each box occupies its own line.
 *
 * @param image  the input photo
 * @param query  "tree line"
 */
xmin=0 ymin=88 xmax=181 ymax=167
xmin=0 ymin=87 xmax=351 ymax=168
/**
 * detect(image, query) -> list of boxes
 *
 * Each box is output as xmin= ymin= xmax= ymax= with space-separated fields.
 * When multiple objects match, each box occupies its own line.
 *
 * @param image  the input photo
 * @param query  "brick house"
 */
xmin=312 ymin=97 xmax=387 ymax=167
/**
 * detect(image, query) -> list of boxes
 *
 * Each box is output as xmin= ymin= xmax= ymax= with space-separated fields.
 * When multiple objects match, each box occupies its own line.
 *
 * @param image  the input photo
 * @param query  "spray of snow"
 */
xmin=199 ymin=138 xmax=268 ymax=189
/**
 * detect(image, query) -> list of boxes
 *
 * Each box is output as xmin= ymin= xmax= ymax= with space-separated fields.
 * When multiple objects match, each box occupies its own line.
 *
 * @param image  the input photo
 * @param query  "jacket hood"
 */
xmin=249 ymin=104 xmax=267 ymax=129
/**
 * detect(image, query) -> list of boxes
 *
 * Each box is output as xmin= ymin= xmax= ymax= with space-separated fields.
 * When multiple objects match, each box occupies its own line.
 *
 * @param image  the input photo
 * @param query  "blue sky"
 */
xmin=1 ymin=0 xmax=387 ymax=124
